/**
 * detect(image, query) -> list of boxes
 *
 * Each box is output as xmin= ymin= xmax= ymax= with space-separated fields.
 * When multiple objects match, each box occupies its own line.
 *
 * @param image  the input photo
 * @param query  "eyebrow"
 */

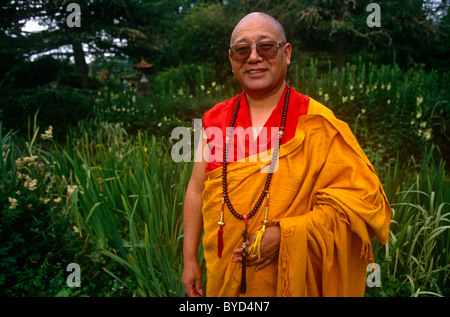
xmin=233 ymin=34 xmax=272 ymax=45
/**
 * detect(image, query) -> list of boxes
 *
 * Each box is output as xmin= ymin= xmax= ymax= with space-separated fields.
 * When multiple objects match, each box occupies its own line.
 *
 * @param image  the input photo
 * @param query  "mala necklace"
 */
xmin=218 ymin=83 xmax=291 ymax=294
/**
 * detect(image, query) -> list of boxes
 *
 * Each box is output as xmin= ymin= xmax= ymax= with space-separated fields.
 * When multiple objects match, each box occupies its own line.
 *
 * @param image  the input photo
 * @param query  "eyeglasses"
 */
xmin=229 ymin=40 xmax=286 ymax=62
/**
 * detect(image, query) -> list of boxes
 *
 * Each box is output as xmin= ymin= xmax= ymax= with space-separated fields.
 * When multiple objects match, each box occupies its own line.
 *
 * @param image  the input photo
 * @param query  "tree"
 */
xmin=168 ymin=2 xmax=236 ymax=81
xmin=0 ymin=0 xmax=181 ymax=88
xmin=224 ymin=0 xmax=445 ymax=69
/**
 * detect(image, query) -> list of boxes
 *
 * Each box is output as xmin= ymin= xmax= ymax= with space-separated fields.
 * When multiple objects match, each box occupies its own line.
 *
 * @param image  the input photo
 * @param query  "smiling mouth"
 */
xmin=247 ymin=69 xmax=266 ymax=74
xmin=247 ymin=69 xmax=267 ymax=77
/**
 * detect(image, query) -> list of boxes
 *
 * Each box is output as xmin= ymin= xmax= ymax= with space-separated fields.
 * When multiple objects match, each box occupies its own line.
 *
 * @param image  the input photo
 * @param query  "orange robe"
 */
xmin=201 ymin=90 xmax=391 ymax=297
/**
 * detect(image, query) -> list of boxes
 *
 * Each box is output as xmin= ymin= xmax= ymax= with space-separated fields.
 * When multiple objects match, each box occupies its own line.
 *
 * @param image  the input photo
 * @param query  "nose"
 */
xmin=247 ymin=46 xmax=264 ymax=63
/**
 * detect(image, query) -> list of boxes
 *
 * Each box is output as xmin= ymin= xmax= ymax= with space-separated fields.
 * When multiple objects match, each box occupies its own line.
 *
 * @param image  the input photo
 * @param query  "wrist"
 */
xmin=183 ymin=255 xmax=199 ymax=267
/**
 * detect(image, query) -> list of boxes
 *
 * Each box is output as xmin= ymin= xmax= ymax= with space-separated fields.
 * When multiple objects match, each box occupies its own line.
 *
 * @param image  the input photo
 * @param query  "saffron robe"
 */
xmin=201 ymin=86 xmax=391 ymax=297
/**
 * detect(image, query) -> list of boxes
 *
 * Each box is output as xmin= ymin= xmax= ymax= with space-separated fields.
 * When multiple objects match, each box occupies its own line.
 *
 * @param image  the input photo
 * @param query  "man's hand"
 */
xmin=232 ymin=225 xmax=281 ymax=272
xmin=182 ymin=260 xmax=203 ymax=297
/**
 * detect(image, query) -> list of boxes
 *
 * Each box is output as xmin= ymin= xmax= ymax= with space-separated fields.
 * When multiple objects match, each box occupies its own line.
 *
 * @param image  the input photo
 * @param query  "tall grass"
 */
xmin=371 ymin=146 xmax=450 ymax=296
xmin=289 ymin=58 xmax=450 ymax=167
xmin=64 ymin=119 xmax=193 ymax=296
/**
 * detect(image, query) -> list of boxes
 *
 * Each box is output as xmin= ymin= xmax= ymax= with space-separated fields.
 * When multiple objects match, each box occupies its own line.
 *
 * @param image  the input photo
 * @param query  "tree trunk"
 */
xmin=72 ymin=41 xmax=90 ymax=89
xmin=335 ymin=31 xmax=347 ymax=70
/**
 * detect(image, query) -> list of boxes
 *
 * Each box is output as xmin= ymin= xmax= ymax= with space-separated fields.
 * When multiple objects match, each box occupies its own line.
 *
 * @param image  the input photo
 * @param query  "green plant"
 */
xmin=291 ymin=58 xmax=450 ymax=166
xmin=0 ymin=119 xmax=74 ymax=295
xmin=370 ymin=145 xmax=450 ymax=297
xmin=66 ymin=122 xmax=194 ymax=296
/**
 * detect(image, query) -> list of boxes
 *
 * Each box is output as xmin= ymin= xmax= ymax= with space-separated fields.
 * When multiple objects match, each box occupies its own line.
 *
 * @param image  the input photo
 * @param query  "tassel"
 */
xmin=248 ymin=194 xmax=270 ymax=259
xmin=240 ymin=215 xmax=248 ymax=294
xmin=217 ymin=226 xmax=223 ymax=258
xmin=240 ymin=256 xmax=247 ymax=294
xmin=247 ymin=225 xmax=266 ymax=259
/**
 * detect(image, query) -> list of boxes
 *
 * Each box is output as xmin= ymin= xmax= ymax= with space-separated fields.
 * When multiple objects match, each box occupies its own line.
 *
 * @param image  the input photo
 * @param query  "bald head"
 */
xmin=230 ymin=12 xmax=287 ymax=47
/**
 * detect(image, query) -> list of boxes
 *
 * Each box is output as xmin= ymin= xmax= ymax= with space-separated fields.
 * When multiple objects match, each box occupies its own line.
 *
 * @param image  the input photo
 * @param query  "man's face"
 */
xmin=229 ymin=16 xmax=291 ymax=97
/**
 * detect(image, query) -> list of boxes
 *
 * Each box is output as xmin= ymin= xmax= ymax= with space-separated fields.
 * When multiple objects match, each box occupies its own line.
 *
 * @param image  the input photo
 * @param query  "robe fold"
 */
xmin=201 ymin=87 xmax=391 ymax=297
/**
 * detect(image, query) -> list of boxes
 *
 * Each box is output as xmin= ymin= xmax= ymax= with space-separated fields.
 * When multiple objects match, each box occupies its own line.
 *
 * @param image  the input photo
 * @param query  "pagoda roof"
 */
xmin=133 ymin=58 xmax=154 ymax=69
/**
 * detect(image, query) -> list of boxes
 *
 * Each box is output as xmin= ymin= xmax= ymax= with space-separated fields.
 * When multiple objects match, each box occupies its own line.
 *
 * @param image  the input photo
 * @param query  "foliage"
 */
xmin=288 ymin=58 xmax=450 ymax=166
xmin=168 ymin=3 xmax=235 ymax=81
xmin=0 ymin=0 xmax=448 ymax=296
xmin=89 ymin=56 xmax=450 ymax=169
xmin=0 ymin=56 xmax=96 ymax=140
xmin=0 ymin=119 xmax=67 ymax=294
xmin=369 ymin=146 xmax=450 ymax=296
xmin=1 ymin=106 xmax=448 ymax=297
xmin=0 ymin=118 xmax=131 ymax=296
xmin=0 ymin=0 xmax=186 ymax=88
xmin=92 ymin=67 xmax=231 ymax=136
xmin=64 ymin=119 xmax=194 ymax=296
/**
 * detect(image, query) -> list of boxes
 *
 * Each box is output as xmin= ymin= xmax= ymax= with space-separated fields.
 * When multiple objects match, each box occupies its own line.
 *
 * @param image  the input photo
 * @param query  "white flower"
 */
xmin=15 ymin=155 xmax=38 ymax=170
xmin=200 ymin=85 xmax=205 ymax=91
xmin=416 ymin=96 xmax=424 ymax=107
xmin=24 ymin=176 xmax=37 ymax=191
xmin=423 ymin=129 xmax=432 ymax=141
xmin=41 ymin=126 xmax=53 ymax=140
xmin=67 ymin=185 xmax=78 ymax=197
xmin=342 ymin=96 xmax=348 ymax=104
xmin=324 ymin=93 xmax=329 ymax=102
xmin=8 ymin=197 xmax=18 ymax=210
xmin=416 ymin=108 xmax=422 ymax=119
xmin=361 ymin=108 xmax=367 ymax=114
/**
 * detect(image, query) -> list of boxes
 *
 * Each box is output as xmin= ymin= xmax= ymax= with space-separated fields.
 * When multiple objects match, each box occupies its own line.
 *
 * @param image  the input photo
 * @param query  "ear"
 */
xmin=228 ymin=52 xmax=235 ymax=73
xmin=284 ymin=43 xmax=292 ymax=66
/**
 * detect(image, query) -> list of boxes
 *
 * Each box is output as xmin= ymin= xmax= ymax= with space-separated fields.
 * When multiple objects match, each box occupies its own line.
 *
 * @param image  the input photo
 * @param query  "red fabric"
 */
xmin=202 ymin=85 xmax=310 ymax=173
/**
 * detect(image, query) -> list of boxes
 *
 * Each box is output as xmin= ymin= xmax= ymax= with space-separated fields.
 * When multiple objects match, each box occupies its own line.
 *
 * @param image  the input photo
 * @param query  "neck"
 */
xmin=244 ymin=81 xmax=286 ymax=128
xmin=245 ymin=81 xmax=286 ymax=112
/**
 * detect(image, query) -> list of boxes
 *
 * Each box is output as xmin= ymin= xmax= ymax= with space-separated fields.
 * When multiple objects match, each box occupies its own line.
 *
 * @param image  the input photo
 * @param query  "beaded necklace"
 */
xmin=217 ymin=83 xmax=291 ymax=294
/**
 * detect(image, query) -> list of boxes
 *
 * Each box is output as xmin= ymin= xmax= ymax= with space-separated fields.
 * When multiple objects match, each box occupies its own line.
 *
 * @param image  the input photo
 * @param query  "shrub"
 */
xmin=0 ymin=56 xmax=96 ymax=140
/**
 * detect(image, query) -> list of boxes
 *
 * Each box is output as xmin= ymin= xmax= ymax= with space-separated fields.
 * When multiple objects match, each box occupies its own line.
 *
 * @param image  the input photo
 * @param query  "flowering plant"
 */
xmin=0 ymin=121 xmax=77 ymax=295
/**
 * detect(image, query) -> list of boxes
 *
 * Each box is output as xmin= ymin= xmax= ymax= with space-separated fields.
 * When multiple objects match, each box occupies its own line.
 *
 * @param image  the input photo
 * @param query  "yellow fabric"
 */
xmin=201 ymin=98 xmax=391 ymax=297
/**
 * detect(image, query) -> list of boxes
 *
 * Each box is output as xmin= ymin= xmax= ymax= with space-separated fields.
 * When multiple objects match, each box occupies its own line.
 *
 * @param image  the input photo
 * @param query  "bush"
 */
xmin=0 ymin=119 xmax=130 ymax=296
xmin=0 ymin=121 xmax=72 ymax=295
xmin=0 ymin=56 xmax=96 ymax=140
xmin=370 ymin=146 xmax=450 ymax=296
xmin=289 ymin=59 xmax=450 ymax=166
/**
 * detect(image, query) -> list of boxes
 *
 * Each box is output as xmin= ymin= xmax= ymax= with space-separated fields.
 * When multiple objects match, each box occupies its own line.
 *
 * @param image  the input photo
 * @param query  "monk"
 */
xmin=181 ymin=12 xmax=391 ymax=297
